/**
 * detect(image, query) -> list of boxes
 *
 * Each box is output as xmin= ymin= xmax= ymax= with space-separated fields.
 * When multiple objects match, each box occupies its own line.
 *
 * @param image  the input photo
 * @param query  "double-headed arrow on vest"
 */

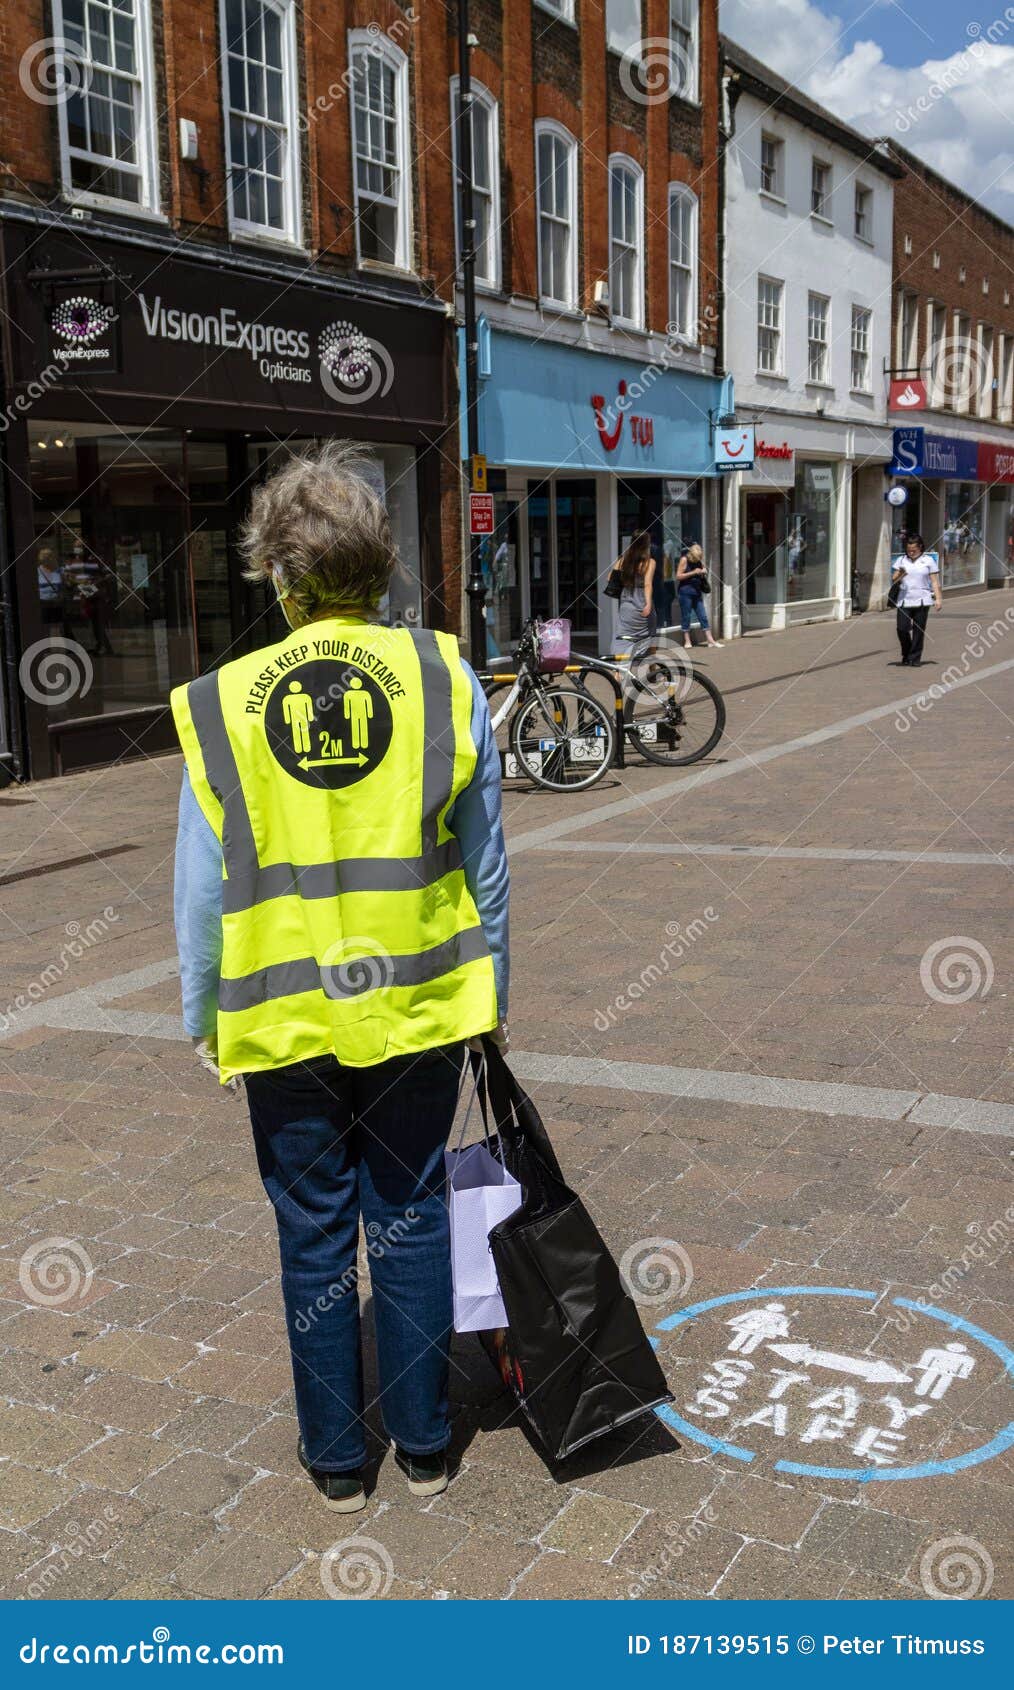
xmin=298 ymin=751 xmax=369 ymax=770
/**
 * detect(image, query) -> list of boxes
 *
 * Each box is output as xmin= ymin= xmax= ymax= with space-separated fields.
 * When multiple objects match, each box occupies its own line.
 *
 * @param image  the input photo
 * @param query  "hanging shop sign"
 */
xmin=888 ymin=377 xmax=927 ymax=412
xmin=714 ymin=425 xmax=755 ymax=473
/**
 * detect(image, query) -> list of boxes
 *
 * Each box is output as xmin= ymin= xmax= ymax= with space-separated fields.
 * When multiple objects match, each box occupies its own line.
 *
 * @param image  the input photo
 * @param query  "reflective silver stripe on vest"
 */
xmin=219 ymin=838 xmax=464 ymax=914
xmin=186 ymin=672 xmax=259 ymax=881
xmin=218 ymin=925 xmax=490 ymax=1013
xmin=413 ymin=630 xmax=455 ymax=853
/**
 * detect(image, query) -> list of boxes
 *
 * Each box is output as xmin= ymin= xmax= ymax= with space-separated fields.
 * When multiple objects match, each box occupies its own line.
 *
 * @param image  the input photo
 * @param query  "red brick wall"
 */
xmin=890 ymin=144 xmax=1014 ymax=419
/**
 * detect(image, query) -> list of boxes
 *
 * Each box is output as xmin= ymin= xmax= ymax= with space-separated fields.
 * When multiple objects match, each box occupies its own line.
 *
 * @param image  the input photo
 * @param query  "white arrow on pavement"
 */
xmin=766 ymin=1342 xmax=911 ymax=1384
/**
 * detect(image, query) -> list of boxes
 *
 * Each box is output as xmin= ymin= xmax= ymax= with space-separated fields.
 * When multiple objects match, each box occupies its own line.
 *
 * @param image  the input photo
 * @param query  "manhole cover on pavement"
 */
xmin=655 ymin=1286 xmax=1014 ymax=1481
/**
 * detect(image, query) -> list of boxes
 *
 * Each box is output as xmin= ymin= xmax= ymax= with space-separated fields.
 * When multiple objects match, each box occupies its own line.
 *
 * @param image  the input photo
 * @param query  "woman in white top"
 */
xmin=892 ymin=534 xmax=942 ymax=667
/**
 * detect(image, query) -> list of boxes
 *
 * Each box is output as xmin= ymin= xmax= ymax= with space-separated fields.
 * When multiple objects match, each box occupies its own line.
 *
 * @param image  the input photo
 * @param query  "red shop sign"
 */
xmin=977 ymin=442 xmax=1014 ymax=483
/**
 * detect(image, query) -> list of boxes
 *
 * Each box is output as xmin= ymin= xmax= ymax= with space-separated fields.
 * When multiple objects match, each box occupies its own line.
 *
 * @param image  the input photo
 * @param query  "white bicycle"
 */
xmin=477 ymin=620 xmax=616 ymax=793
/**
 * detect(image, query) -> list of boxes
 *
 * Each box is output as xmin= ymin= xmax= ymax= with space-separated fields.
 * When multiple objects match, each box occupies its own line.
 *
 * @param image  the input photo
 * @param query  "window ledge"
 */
xmin=60 ymin=192 xmax=167 ymax=225
xmin=539 ymin=300 xmax=585 ymax=321
xmin=756 ymin=370 xmax=788 ymax=382
xmin=811 ymin=212 xmax=834 ymax=228
xmin=359 ymin=258 xmax=422 ymax=283
xmin=805 ymin=381 xmax=835 ymax=392
xmin=759 ymin=190 xmax=786 ymax=207
xmin=855 ymin=234 xmax=875 ymax=247
xmin=850 ymin=388 xmax=875 ymax=398
xmin=229 ymin=226 xmax=307 ymax=257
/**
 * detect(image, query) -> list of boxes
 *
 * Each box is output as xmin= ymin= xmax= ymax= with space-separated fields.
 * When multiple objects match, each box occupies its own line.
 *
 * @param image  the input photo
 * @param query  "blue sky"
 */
xmin=720 ymin=0 xmax=1014 ymax=220
xmin=829 ymin=0 xmax=976 ymax=69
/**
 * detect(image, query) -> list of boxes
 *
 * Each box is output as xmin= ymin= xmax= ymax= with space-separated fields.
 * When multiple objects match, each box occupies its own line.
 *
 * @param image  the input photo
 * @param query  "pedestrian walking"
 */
xmin=676 ymin=543 xmax=722 ymax=651
xmin=171 ymin=442 xmax=510 ymax=1514
xmin=611 ymin=531 xmax=656 ymax=662
xmin=891 ymin=534 xmax=942 ymax=666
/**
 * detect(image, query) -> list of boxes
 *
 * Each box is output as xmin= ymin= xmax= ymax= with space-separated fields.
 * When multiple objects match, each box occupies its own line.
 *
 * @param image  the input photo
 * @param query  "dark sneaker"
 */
xmin=393 ymin=1442 xmax=449 ymax=1497
xmin=297 ymin=1438 xmax=366 ymax=1513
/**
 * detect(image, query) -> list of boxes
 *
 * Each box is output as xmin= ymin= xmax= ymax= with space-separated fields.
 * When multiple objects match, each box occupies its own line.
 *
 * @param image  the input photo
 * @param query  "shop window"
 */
xmin=850 ymin=306 xmax=872 ymax=393
xmin=788 ymin=462 xmax=837 ymax=601
xmin=29 ymin=427 xmax=194 ymax=721
xmin=941 ymin=484 xmax=986 ymax=588
xmin=670 ymin=0 xmax=699 ymax=102
xmin=55 ymin=0 xmax=159 ymax=212
xmin=668 ymin=185 xmax=698 ymax=341
xmin=807 ymin=293 xmax=830 ymax=385
xmin=450 ymin=80 xmax=501 ymax=291
xmin=350 ymin=31 xmax=412 ymax=269
xmin=757 ymin=276 xmax=783 ymax=375
xmin=222 ymin=0 xmax=301 ymax=243
xmin=536 ymin=123 xmax=578 ymax=309
xmin=609 ymin=157 xmax=644 ymax=329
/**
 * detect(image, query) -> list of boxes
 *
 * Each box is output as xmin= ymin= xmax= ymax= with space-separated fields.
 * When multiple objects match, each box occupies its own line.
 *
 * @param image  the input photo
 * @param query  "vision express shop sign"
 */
xmin=7 ymin=230 xmax=446 ymax=428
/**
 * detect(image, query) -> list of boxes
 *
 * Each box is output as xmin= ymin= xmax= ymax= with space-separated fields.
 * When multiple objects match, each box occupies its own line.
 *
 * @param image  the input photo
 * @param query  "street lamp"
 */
xmin=455 ymin=1 xmax=487 ymax=667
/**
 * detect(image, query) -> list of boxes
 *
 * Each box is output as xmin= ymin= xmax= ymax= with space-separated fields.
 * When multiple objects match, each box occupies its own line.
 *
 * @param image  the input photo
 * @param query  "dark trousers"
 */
xmin=897 ymin=602 xmax=930 ymax=664
xmin=246 ymin=1043 xmax=464 ymax=1470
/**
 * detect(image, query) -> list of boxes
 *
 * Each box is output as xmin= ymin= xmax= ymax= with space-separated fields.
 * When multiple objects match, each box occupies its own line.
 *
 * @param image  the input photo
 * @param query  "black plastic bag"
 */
xmin=473 ymin=1040 xmax=673 ymax=1462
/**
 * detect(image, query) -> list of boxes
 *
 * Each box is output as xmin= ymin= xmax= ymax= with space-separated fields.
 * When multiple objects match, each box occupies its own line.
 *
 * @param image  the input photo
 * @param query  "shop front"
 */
xmin=0 ymin=218 xmax=453 ymax=779
xmin=736 ymin=424 xmax=857 ymax=631
xmin=461 ymin=325 xmax=722 ymax=656
xmin=888 ymin=428 xmax=1014 ymax=592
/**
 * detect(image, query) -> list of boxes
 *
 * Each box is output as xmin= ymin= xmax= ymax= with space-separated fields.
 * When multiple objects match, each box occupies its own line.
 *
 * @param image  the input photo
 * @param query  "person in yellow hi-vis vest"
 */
xmin=172 ymin=444 xmax=509 ymax=1513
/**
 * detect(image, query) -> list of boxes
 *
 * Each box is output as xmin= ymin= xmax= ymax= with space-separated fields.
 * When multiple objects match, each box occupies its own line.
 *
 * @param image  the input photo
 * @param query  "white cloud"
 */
xmin=721 ymin=0 xmax=1014 ymax=223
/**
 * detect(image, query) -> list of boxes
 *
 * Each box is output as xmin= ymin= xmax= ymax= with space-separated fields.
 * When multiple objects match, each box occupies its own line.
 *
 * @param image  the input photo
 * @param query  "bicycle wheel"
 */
xmin=509 ymin=682 xmax=615 ymax=792
xmin=624 ymin=661 xmax=725 ymax=766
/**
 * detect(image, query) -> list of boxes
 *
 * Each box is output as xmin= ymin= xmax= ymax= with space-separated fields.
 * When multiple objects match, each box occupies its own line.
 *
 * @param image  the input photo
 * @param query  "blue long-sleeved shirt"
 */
xmin=173 ymin=663 xmax=509 ymax=1039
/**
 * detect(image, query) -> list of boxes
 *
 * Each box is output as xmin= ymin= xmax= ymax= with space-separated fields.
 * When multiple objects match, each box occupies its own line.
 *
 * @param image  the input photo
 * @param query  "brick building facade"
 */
xmin=0 ymin=1 xmax=462 ymax=778
xmin=884 ymin=141 xmax=1014 ymax=592
xmin=449 ymin=1 xmax=726 ymax=658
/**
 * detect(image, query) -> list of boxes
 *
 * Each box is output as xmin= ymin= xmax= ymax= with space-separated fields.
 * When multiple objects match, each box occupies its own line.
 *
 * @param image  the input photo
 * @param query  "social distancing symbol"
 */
xmin=653 ymin=1287 xmax=1014 ymax=1481
xmin=265 ymin=659 xmax=393 ymax=789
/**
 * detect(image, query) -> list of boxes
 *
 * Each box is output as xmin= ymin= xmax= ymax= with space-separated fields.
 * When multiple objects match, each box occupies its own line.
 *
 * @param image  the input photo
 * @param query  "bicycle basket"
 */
xmin=536 ymin=618 xmax=571 ymax=674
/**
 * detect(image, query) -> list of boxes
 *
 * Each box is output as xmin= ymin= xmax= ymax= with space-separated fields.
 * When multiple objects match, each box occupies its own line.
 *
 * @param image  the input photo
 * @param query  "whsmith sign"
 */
xmin=4 ymin=227 xmax=446 ymax=431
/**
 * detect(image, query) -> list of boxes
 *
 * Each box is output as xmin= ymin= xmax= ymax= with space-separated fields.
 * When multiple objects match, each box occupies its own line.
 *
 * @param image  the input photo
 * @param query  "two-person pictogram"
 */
xmin=282 ymin=675 xmax=373 ymax=767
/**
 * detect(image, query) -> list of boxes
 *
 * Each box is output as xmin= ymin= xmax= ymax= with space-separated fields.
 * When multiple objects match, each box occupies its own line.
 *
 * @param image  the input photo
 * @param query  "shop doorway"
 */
xmin=743 ymin=490 xmax=787 ymax=605
xmin=525 ymin=476 xmax=598 ymax=638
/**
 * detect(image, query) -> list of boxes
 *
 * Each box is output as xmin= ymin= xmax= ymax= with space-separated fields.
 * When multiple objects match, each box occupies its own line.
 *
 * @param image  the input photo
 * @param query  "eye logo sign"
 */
xmin=714 ymin=425 xmax=755 ymax=471
xmin=51 ymin=295 xmax=116 ymax=346
xmin=318 ymin=319 xmax=395 ymax=406
xmin=654 ymin=1286 xmax=1014 ymax=1481
xmin=264 ymin=659 xmax=393 ymax=790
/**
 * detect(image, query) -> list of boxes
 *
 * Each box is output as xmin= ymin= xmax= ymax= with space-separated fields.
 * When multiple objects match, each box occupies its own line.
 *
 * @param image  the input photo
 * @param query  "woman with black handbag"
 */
xmin=890 ymin=533 xmax=942 ymax=666
xmin=676 ymin=543 xmax=722 ymax=651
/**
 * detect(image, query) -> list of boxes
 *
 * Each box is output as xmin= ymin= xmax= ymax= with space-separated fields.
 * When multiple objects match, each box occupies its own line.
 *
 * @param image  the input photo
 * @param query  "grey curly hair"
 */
xmin=240 ymin=440 xmax=395 ymax=619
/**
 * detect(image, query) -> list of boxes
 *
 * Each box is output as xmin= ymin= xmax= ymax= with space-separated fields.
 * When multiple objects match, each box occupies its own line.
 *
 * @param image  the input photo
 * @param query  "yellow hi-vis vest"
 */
xmin=171 ymin=617 xmax=498 ymax=1082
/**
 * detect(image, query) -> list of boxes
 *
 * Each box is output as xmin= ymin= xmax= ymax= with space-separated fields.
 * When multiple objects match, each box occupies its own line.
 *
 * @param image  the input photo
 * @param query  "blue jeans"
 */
xmin=678 ymin=584 xmax=710 ymax=633
xmin=246 ymin=1043 xmax=464 ymax=1471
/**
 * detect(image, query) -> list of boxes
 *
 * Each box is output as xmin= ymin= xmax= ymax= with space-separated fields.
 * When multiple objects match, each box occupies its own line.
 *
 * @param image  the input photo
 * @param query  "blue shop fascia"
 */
xmin=459 ymin=320 xmax=724 ymax=655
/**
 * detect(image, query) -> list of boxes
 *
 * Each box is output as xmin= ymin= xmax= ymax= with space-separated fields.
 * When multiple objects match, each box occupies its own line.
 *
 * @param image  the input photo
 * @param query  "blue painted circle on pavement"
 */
xmin=654 ymin=1285 xmax=1014 ymax=1481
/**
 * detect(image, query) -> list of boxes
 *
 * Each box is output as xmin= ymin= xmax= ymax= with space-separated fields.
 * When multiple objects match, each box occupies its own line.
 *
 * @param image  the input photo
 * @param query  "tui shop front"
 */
xmin=0 ymin=217 xmax=455 ymax=780
xmin=460 ymin=324 xmax=723 ymax=658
